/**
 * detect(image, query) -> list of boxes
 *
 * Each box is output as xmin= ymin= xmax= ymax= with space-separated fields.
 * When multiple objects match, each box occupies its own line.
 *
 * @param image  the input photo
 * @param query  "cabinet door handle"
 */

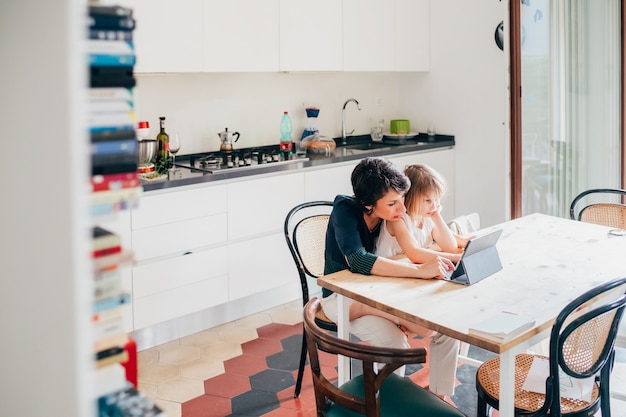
xmin=183 ymin=251 xmax=193 ymax=256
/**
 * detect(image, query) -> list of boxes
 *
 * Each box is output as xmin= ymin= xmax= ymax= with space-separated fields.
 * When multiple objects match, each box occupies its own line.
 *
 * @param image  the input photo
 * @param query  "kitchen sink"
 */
xmin=339 ymin=142 xmax=392 ymax=151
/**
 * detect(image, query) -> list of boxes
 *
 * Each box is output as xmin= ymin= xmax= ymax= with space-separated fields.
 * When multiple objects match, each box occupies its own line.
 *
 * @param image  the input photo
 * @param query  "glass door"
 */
xmin=519 ymin=0 xmax=622 ymax=217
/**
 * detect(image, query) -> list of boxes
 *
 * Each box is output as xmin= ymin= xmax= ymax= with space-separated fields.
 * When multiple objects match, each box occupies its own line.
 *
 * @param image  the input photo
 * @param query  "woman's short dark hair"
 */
xmin=351 ymin=157 xmax=410 ymax=209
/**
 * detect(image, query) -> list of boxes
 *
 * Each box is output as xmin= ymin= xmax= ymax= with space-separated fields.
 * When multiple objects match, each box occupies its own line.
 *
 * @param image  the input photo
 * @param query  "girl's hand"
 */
xmin=456 ymin=234 xmax=474 ymax=249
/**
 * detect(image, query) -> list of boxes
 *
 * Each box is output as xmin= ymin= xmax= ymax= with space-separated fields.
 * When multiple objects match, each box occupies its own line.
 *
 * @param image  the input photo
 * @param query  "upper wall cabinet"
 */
xmin=129 ymin=0 xmax=429 ymax=73
xmin=343 ymin=0 xmax=430 ymax=72
xmin=203 ymin=0 xmax=280 ymax=72
xmin=279 ymin=0 xmax=343 ymax=71
xmin=128 ymin=0 xmax=204 ymax=73
xmin=396 ymin=0 xmax=430 ymax=71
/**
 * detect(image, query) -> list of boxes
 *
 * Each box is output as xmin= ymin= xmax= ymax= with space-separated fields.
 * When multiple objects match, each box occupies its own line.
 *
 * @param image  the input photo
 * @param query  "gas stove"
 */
xmin=174 ymin=145 xmax=308 ymax=174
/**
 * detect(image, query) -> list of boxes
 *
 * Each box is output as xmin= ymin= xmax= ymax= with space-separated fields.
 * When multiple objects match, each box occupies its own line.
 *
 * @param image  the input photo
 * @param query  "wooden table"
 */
xmin=318 ymin=213 xmax=626 ymax=417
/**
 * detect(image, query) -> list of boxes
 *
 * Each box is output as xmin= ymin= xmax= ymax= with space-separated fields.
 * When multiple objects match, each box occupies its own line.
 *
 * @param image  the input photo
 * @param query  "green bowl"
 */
xmin=390 ymin=119 xmax=410 ymax=134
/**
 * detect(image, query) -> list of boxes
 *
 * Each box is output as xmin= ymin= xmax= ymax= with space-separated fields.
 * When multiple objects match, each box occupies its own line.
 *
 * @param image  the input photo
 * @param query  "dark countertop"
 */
xmin=141 ymin=133 xmax=455 ymax=192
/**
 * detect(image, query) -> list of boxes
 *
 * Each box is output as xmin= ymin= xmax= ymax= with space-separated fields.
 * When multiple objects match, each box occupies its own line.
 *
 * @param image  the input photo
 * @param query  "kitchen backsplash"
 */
xmin=132 ymin=72 xmax=416 ymax=155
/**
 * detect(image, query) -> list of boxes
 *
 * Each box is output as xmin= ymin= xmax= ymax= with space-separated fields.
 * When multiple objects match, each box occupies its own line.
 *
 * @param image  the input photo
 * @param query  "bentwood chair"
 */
xmin=303 ymin=297 xmax=466 ymax=417
xmin=475 ymin=277 xmax=626 ymax=417
xmin=569 ymin=188 xmax=626 ymax=229
xmin=570 ymin=188 xmax=626 ymax=350
xmin=284 ymin=201 xmax=337 ymax=398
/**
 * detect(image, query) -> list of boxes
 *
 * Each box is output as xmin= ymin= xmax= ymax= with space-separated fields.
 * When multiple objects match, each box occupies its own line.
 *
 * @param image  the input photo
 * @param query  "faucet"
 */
xmin=341 ymin=98 xmax=362 ymax=145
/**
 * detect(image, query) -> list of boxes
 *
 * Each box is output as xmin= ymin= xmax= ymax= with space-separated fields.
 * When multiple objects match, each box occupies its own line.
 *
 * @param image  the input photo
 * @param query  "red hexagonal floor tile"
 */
xmin=224 ymin=353 xmax=269 ymax=376
xmin=256 ymin=322 xmax=301 ymax=341
xmin=182 ymin=394 xmax=231 ymax=417
xmin=203 ymin=372 xmax=250 ymax=398
xmin=241 ymin=337 xmax=283 ymax=358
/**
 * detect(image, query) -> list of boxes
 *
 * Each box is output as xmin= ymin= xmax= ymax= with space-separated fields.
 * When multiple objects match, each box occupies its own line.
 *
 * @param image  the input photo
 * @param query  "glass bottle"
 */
xmin=156 ymin=116 xmax=169 ymax=161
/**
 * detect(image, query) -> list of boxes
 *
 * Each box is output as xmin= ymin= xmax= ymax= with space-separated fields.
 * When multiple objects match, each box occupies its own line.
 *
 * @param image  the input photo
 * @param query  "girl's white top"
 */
xmin=375 ymin=213 xmax=435 ymax=257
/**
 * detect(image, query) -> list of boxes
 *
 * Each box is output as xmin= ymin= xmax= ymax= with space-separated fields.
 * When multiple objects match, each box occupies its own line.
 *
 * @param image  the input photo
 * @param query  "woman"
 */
xmin=321 ymin=157 xmax=459 ymax=398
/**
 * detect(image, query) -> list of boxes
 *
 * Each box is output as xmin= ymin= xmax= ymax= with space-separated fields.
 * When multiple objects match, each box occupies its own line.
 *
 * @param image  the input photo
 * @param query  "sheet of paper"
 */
xmin=521 ymin=357 xmax=595 ymax=402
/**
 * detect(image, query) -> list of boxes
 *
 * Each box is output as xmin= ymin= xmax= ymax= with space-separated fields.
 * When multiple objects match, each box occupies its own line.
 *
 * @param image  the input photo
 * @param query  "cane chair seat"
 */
xmin=476 ymin=354 xmax=600 ymax=414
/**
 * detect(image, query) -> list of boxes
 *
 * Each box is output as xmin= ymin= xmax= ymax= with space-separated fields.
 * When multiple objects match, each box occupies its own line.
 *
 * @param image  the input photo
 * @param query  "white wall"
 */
xmin=399 ymin=0 xmax=510 ymax=226
xmin=133 ymin=72 xmax=401 ymax=154
xmin=1 ymin=0 xmax=92 ymax=416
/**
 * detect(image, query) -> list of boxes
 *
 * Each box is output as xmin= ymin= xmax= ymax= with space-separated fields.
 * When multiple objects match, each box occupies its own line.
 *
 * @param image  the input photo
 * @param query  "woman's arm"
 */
xmin=369 ymin=254 xmax=452 ymax=279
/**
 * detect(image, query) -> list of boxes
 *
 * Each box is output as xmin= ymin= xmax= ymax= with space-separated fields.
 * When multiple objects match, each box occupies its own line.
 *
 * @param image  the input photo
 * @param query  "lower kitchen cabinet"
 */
xmin=227 ymin=172 xmax=305 ymax=240
xmin=132 ymin=213 xmax=227 ymax=262
xmin=227 ymin=232 xmax=296 ymax=301
xmin=132 ymin=247 xmax=228 ymax=329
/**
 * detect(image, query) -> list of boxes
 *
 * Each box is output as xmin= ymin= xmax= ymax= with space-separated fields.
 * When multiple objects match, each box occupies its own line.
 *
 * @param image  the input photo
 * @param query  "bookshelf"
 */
xmin=88 ymin=4 xmax=163 ymax=416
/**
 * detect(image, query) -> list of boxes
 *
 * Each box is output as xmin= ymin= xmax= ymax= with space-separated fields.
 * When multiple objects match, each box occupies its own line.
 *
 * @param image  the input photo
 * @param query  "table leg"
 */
xmin=499 ymin=349 xmax=515 ymax=417
xmin=336 ymin=294 xmax=350 ymax=385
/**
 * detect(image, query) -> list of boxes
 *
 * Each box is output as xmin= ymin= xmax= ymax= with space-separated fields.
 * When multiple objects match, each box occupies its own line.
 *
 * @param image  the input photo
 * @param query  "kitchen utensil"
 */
xmin=218 ymin=128 xmax=240 ymax=151
xmin=138 ymin=139 xmax=158 ymax=173
xmin=390 ymin=119 xmax=411 ymax=134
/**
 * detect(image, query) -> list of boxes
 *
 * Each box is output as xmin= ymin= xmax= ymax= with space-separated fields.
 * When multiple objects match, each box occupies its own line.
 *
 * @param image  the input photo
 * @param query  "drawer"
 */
xmin=133 ymin=275 xmax=228 ymax=329
xmin=133 ymin=246 xmax=228 ymax=298
xmin=132 ymin=213 xmax=227 ymax=261
xmin=132 ymin=185 xmax=227 ymax=230
xmin=228 ymin=232 xmax=293 ymax=300
xmin=228 ymin=172 xmax=304 ymax=240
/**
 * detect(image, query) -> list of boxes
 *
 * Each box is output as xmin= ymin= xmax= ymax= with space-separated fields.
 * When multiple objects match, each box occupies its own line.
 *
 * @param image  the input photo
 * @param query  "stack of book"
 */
xmin=88 ymin=6 xmax=162 ymax=416
xmin=91 ymin=226 xmax=133 ymax=399
xmin=88 ymin=4 xmax=141 ymax=217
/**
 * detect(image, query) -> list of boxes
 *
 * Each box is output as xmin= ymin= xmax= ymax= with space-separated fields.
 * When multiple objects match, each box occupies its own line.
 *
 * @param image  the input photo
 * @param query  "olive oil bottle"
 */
xmin=156 ymin=116 xmax=169 ymax=170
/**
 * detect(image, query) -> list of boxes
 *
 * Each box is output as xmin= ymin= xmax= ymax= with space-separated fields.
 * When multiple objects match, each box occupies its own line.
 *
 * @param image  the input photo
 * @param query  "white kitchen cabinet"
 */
xmin=132 ymin=247 xmax=228 ymax=329
xmin=131 ymin=185 xmax=227 ymax=261
xmin=304 ymin=163 xmax=355 ymax=202
xmin=129 ymin=185 xmax=228 ymax=329
xmin=227 ymin=172 xmax=305 ymax=240
xmin=228 ymin=232 xmax=295 ymax=300
xmin=343 ymin=0 xmax=430 ymax=72
xmin=342 ymin=0 xmax=395 ymax=71
xmin=279 ymin=0 xmax=343 ymax=71
xmin=395 ymin=0 xmax=430 ymax=71
xmin=203 ymin=0 xmax=280 ymax=72
xmin=126 ymin=0 xmax=204 ymax=73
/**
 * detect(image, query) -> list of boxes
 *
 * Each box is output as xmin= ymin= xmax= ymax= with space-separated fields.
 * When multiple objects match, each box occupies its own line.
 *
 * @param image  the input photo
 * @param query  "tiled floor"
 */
xmin=137 ymin=299 xmax=626 ymax=417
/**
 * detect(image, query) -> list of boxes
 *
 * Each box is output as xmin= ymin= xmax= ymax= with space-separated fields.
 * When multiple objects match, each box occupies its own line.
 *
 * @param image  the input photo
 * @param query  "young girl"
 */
xmin=376 ymin=163 xmax=469 ymax=264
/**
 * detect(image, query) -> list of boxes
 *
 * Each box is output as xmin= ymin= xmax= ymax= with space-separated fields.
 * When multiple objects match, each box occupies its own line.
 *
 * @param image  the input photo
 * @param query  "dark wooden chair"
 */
xmin=284 ymin=201 xmax=337 ymax=398
xmin=569 ymin=188 xmax=626 ymax=229
xmin=303 ymin=297 xmax=467 ymax=417
xmin=475 ymin=277 xmax=626 ymax=417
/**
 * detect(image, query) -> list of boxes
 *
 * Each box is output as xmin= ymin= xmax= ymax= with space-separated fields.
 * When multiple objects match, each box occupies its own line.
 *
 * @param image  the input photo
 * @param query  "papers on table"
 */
xmin=521 ymin=356 xmax=595 ymax=402
xmin=468 ymin=311 xmax=536 ymax=341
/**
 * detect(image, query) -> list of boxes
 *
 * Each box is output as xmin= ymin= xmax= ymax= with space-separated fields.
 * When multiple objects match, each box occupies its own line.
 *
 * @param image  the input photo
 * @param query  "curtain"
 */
xmin=521 ymin=0 xmax=621 ymax=217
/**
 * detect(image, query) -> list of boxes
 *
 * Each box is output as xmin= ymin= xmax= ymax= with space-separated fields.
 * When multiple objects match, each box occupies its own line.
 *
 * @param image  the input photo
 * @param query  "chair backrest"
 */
xmin=542 ymin=277 xmax=626 ymax=416
xmin=569 ymin=188 xmax=626 ymax=229
xmin=303 ymin=297 xmax=429 ymax=417
xmin=447 ymin=212 xmax=480 ymax=235
xmin=284 ymin=201 xmax=333 ymax=305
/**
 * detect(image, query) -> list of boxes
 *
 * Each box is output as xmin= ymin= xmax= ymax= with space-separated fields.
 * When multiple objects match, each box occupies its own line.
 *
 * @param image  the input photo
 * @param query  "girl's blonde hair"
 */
xmin=403 ymin=164 xmax=447 ymax=216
